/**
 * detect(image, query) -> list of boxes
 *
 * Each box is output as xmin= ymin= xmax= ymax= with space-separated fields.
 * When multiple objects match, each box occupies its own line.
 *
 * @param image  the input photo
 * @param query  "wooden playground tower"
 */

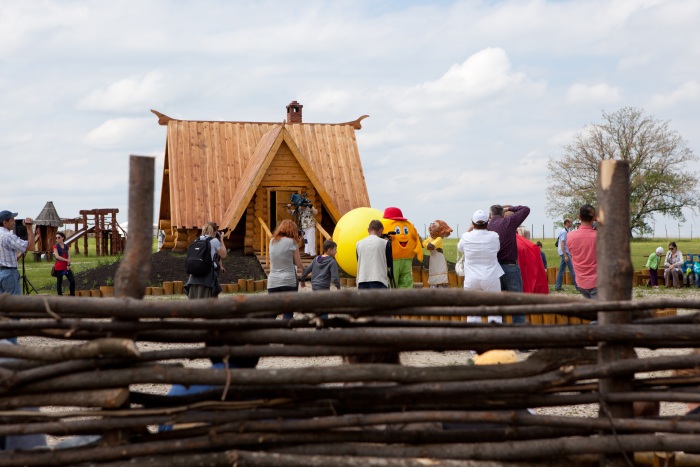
xmin=63 ymin=208 xmax=126 ymax=257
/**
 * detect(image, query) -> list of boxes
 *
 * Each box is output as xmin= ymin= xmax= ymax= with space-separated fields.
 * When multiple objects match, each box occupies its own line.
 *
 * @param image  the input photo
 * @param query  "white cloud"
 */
xmin=547 ymin=129 xmax=578 ymax=147
xmin=77 ymin=71 xmax=168 ymax=113
xmin=397 ymin=48 xmax=544 ymax=111
xmin=84 ymin=117 xmax=156 ymax=148
xmin=566 ymin=83 xmax=620 ymax=105
xmin=650 ymin=81 xmax=700 ymax=108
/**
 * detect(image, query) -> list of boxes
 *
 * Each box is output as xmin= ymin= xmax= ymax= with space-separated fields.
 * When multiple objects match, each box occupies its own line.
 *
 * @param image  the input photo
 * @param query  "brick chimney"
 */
xmin=286 ymin=100 xmax=303 ymax=123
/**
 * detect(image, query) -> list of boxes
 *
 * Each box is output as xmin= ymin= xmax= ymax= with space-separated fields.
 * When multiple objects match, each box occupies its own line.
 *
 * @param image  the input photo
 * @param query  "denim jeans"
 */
xmin=0 ymin=268 xmax=20 ymax=295
xmin=499 ymin=263 xmax=526 ymax=324
xmin=555 ymin=254 xmax=577 ymax=290
xmin=577 ymin=287 xmax=598 ymax=299
xmin=56 ymin=269 xmax=76 ymax=296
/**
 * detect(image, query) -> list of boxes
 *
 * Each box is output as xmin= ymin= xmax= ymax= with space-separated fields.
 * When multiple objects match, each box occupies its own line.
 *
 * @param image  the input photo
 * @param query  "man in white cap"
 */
xmin=0 ymin=210 xmax=34 ymax=295
xmin=457 ymin=210 xmax=504 ymax=323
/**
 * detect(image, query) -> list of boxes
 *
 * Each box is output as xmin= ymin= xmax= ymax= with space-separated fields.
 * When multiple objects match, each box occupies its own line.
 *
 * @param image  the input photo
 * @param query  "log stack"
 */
xmin=1 ymin=290 xmax=700 ymax=466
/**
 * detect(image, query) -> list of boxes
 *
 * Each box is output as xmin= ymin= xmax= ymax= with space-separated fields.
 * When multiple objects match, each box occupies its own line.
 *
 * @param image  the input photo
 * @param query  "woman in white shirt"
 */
xmin=457 ymin=210 xmax=504 ymax=323
xmin=663 ymin=242 xmax=684 ymax=288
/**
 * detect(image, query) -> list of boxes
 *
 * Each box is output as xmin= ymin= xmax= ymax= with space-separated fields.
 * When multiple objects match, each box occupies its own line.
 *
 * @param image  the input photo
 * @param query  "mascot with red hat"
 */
xmin=381 ymin=207 xmax=423 ymax=289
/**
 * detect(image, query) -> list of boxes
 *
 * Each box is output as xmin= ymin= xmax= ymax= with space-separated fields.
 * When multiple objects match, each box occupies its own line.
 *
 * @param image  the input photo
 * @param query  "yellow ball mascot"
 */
xmin=332 ymin=207 xmax=384 ymax=278
xmin=381 ymin=207 xmax=423 ymax=289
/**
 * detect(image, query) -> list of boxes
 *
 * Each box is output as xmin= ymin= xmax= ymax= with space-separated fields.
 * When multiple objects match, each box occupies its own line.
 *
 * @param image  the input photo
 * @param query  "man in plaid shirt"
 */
xmin=0 ymin=210 xmax=35 ymax=295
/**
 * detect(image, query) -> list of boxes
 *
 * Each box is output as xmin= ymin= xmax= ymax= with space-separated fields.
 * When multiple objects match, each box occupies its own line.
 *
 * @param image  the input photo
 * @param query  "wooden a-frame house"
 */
xmin=154 ymin=102 xmax=371 ymax=261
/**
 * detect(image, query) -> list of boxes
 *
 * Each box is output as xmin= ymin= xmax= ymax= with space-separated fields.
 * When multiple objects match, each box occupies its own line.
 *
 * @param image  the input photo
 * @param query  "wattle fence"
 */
xmin=1 ymin=158 xmax=700 ymax=466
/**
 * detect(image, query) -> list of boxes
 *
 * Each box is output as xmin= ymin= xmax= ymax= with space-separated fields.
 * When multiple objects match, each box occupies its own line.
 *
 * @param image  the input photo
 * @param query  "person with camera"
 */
xmin=0 ymin=210 xmax=35 ymax=296
xmin=186 ymin=222 xmax=227 ymax=299
xmin=287 ymin=200 xmax=318 ymax=256
xmin=53 ymin=231 xmax=76 ymax=296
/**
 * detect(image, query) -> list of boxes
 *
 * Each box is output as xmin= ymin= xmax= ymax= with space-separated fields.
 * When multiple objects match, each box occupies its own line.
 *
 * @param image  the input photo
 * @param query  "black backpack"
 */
xmin=186 ymin=237 xmax=214 ymax=276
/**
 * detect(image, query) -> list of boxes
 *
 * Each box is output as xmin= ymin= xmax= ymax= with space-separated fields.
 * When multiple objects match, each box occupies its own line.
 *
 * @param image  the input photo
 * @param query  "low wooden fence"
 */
xmin=2 ymin=158 xmax=698 ymax=466
xmin=1 ymin=290 xmax=700 ymax=466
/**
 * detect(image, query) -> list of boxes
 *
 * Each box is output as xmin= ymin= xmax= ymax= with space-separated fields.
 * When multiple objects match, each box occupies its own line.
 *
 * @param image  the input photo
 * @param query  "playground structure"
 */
xmin=32 ymin=201 xmax=63 ymax=261
xmin=61 ymin=209 xmax=126 ymax=257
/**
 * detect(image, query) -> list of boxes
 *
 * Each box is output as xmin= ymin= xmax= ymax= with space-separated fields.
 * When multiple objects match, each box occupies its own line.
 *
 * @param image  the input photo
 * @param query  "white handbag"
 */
xmin=455 ymin=253 xmax=465 ymax=277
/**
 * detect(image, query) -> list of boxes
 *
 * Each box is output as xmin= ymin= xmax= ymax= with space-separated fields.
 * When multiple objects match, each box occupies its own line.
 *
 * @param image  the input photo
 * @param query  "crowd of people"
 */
xmin=180 ymin=202 xmax=602 ymax=308
xmin=645 ymin=242 xmax=700 ymax=289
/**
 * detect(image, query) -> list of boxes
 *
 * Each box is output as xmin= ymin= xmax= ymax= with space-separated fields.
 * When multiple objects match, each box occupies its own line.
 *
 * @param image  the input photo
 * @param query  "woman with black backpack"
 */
xmin=185 ymin=222 xmax=227 ymax=299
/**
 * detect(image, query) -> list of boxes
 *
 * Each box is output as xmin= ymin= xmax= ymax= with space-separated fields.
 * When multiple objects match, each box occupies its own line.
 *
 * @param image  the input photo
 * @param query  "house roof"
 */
xmin=34 ymin=201 xmax=63 ymax=227
xmin=154 ymin=110 xmax=371 ymax=230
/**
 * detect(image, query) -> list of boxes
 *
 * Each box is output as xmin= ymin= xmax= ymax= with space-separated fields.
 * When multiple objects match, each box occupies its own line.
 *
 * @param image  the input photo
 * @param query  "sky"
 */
xmin=2 ymin=0 xmax=700 ymax=239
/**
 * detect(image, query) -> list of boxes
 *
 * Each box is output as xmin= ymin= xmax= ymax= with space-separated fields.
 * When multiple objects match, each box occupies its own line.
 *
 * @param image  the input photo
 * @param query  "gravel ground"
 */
xmin=18 ymin=285 xmax=699 ymax=446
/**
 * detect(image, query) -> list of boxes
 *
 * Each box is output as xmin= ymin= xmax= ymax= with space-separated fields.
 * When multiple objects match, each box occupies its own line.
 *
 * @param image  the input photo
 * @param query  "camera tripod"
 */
xmin=19 ymin=253 xmax=38 ymax=295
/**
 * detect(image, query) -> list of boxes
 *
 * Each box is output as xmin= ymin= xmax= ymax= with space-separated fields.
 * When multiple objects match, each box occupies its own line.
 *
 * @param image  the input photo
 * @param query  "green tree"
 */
xmin=546 ymin=107 xmax=699 ymax=236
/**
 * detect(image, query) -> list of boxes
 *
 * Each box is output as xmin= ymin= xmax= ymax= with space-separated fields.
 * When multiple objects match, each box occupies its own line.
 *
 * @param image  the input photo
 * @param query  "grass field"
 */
xmin=17 ymin=236 xmax=700 ymax=295
xmin=20 ymin=238 xmax=156 ymax=293
xmin=427 ymin=237 xmax=699 ymax=272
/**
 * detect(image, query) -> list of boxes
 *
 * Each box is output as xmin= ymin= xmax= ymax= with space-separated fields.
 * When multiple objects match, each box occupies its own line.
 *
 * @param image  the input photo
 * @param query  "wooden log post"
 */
xmin=82 ymin=211 xmax=89 ymax=256
xmin=597 ymin=160 xmax=635 ymax=467
xmin=114 ymin=156 xmax=154 ymax=299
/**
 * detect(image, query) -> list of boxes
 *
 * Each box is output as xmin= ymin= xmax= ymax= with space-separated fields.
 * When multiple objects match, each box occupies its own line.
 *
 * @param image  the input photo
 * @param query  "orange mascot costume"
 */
xmin=381 ymin=207 xmax=423 ymax=289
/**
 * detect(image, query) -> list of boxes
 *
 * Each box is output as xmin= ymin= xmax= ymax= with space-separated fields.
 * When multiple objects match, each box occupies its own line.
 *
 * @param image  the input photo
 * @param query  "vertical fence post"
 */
xmin=596 ymin=160 xmax=634 ymax=466
xmin=115 ymin=156 xmax=155 ymax=299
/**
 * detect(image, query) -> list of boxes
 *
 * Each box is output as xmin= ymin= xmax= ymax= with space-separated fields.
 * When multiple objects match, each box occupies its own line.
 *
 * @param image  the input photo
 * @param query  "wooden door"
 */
xmin=272 ymin=189 xmax=300 ymax=230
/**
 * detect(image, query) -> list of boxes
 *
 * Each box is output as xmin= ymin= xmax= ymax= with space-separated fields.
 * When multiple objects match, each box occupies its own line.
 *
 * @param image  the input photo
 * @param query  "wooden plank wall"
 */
xmin=162 ymin=120 xmax=370 ymax=245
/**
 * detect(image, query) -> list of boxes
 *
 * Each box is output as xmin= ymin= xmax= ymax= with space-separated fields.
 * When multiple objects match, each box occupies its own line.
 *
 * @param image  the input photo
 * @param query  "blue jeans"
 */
xmin=0 ymin=269 xmax=20 ymax=344
xmin=499 ymin=263 xmax=526 ymax=324
xmin=0 ymin=268 xmax=20 ymax=295
xmin=57 ymin=269 xmax=76 ymax=296
xmin=577 ymin=287 xmax=597 ymax=299
xmin=555 ymin=254 xmax=577 ymax=290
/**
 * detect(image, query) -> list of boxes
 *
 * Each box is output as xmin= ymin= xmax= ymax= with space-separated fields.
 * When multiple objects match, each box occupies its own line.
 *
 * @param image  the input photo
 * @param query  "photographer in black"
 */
xmin=0 ymin=210 xmax=34 ymax=296
xmin=185 ymin=222 xmax=227 ymax=299
xmin=287 ymin=194 xmax=318 ymax=256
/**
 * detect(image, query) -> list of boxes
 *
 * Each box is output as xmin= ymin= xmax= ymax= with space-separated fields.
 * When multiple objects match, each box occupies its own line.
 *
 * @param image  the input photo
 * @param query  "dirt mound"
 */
xmin=71 ymin=249 xmax=266 ymax=290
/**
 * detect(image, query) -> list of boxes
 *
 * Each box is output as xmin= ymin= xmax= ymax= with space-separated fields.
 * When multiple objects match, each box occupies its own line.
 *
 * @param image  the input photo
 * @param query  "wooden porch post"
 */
xmin=597 ymin=160 xmax=634 ymax=466
xmin=82 ymin=212 xmax=88 ymax=256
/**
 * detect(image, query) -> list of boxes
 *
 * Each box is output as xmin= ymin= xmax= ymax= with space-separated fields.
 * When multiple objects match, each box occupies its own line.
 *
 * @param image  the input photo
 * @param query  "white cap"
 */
xmin=472 ymin=209 xmax=488 ymax=224
xmin=656 ymin=247 xmax=664 ymax=255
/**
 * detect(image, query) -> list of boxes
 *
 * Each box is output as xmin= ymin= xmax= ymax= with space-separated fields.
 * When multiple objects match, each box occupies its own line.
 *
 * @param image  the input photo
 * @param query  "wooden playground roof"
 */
xmin=153 ymin=110 xmax=371 ymax=230
xmin=34 ymin=201 xmax=63 ymax=227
